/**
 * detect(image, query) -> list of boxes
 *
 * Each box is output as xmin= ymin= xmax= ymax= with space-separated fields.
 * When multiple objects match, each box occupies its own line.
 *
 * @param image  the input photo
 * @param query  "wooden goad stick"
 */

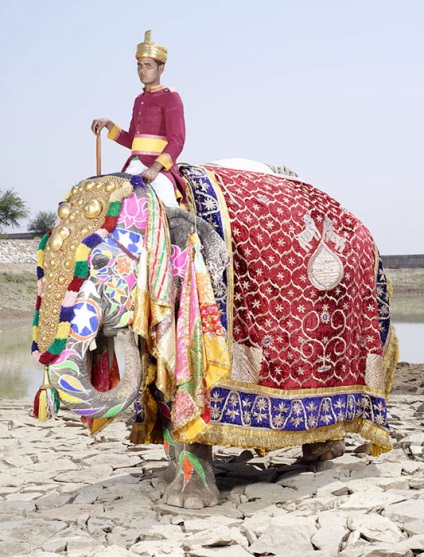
xmin=96 ymin=130 xmax=102 ymax=176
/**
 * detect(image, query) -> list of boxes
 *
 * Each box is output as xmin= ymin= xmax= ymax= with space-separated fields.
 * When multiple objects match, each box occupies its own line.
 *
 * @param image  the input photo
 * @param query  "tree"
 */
xmin=29 ymin=211 xmax=57 ymax=236
xmin=0 ymin=188 xmax=29 ymax=231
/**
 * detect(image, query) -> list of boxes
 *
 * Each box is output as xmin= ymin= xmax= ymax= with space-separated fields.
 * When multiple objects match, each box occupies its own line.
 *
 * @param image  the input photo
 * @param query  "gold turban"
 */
xmin=135 ymin=30 xmax=168 ymax=64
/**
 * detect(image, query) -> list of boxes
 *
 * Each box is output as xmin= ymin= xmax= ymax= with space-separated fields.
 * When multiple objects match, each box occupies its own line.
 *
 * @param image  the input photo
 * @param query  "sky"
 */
xmin=0 ymin=0 xmax=422 ymax=254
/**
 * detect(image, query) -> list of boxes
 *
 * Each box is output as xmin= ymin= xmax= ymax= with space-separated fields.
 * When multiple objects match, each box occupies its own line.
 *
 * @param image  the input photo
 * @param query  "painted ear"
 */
xmin=164 ymin=206 xmax=197 ymax=248
xmin=194 ymin=217 xmax=230 ymax=284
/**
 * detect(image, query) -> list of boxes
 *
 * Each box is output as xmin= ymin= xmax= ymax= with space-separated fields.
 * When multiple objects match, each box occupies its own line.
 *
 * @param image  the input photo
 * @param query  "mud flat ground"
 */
xmin=0 ymin=240 xmax=424 ymax=556
xmin=1 ymin=390 xmax=424 ymax=557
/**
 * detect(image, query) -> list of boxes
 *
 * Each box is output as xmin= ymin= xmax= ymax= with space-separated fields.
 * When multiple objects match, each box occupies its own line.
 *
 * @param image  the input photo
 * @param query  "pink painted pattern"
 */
xmin=120 ymin=195 xmax=148 ymax=230
xmin=171 ymin=245 xmax=188 ymax=277
xmin=175 ymin=263 xmax=191 ymax=384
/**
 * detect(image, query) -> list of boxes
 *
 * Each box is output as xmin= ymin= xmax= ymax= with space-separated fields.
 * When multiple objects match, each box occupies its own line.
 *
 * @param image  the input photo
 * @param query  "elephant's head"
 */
xmin=32 ymin=175 xmax=230 ymax=421
xmin=32 ymin=176 xmax=150 ymax=419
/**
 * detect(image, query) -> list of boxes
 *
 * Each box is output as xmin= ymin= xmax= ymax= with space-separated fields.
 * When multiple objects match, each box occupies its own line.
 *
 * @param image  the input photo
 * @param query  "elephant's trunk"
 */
xmin=48 ymin=329 xmax=142 ymax=419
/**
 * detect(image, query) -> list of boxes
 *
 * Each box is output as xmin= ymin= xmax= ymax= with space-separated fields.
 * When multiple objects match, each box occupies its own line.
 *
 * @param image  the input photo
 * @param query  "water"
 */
xmin=0 ymin=298 xmax=423 ymax=400
xmin=390 ymin=294 xmax=424 ymax=362
xmin=0 ymin=321 xmax=126 ymax=401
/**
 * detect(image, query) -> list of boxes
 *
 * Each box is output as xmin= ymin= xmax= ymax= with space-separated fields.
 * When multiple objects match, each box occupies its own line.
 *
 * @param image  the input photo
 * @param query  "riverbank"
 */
xmin=1 ymin=239 xmax=424 ymax=323
xmin=0 ymin=239 xmax=40 ymax=321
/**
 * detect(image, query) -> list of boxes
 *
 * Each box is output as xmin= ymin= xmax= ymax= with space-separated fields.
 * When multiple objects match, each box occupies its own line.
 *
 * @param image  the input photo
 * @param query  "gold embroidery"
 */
xmin=364 ymin=353 xmax=385 ymax=391
xmin=231 ymin=342 xmax=263 ymax=383
xmin=308 ymin=242 xmax=344 ymax=291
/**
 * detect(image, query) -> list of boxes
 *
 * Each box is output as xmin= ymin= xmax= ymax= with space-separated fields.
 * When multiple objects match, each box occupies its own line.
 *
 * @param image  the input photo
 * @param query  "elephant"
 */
xmin=32 ymin=163 xmax=398 ymax=509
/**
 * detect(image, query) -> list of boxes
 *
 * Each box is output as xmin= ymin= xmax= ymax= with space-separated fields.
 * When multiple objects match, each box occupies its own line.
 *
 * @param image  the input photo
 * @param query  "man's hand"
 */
xmin=141 ymin=161 xmax=164 ymax=183
xmin=91 ymin=119 xmax=114 ymax=134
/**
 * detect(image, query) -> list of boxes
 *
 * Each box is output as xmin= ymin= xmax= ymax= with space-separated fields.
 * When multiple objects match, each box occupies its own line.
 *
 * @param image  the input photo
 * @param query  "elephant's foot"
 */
xmin=157 ymin=461 xmax=177 ymax=493
xmin=301 ymin=439 xmax=346 ymax=462
xmin=163 ymin=443 xmax=219 ymax=509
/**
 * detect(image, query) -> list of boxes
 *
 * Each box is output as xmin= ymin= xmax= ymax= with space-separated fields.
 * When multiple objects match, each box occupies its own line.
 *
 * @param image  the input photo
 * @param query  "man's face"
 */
xmin=137 ymin=57 xmax=164 ymax=87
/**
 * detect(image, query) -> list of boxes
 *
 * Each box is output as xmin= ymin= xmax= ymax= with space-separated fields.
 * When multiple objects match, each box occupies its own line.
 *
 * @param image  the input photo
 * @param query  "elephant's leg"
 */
xmin=163 ymin=442 xmax=219 ymax=509
xmin=152 ymin=393 xmax=178 ymax=492
xmin=156 ymin=425 xmax=178 ymax=492
xmin=301 ymin=439 xmax=346 ymax=462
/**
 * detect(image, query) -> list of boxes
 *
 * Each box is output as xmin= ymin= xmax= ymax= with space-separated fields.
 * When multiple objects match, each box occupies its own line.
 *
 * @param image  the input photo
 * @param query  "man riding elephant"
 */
xmin=31 ymin=32 xmax=398 ymax=510
xmin=91 ymin=30 xmax=187 ymax=207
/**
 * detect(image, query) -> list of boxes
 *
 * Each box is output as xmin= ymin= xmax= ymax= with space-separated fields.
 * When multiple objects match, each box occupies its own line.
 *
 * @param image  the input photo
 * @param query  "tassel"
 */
xmin=33 ymin=366 xmax=60 ymax=421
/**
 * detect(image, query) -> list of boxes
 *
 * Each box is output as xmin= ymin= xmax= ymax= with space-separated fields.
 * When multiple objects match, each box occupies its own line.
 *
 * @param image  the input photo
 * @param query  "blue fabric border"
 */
xmin=180 ymin=163 xmax=229 ymax=331
xmin=208 ymin=385 xmax=388 ymax=432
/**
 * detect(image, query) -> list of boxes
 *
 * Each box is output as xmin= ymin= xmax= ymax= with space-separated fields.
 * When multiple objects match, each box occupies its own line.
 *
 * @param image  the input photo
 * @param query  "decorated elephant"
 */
xmin=32 ymin=162 xmax=398 ymax=509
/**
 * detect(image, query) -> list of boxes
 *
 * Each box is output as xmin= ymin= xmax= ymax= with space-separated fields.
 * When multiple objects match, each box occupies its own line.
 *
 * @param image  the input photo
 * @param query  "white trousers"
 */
xmin=126 ymin=158 xmax=179 ymax=207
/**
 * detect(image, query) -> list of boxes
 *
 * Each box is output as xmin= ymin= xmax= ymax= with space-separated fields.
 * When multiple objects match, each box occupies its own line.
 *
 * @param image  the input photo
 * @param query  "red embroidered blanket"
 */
xmin=206 ymin=166 xmax=385 ymax=392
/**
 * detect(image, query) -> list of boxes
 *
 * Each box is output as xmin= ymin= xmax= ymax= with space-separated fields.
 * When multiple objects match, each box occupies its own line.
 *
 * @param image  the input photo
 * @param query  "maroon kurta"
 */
xmin=108 ymin=84 xmax=186 ymax=201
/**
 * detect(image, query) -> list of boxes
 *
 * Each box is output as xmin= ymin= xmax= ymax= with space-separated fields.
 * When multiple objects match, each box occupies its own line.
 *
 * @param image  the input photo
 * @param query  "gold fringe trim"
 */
xmin=216 ymin=379 xmax=386 ymax=398
xmin=383 ymin=323 xmax=400 ymax=400
xmin=193 ymin=417 xmax=392 ymax=454
xmin=183 ymin=177 xmax=197 ymax=214
xmin=89 ymin=417 xmax=116 ymax=435
xmin=129 ymin=419 xmax=163 ymax=445
xmin=373 ymin=245 xmax=380 ymax=278
xmin=381 ymin=251 xmax=399 ymax=398
xmin=370 ymin=443 xmax=387 ymax=457
xmin=129 ymin=357 xmax=163 ymax=445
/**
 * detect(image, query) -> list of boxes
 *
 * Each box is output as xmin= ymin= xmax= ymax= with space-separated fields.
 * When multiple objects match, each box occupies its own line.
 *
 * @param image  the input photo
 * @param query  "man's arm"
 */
xmin=92 ymin=98 xmax=139 ymax=150
xmin=155 ymin=91 xmax=186 ymax=171
xmin=140 ymin=160 xmax=164 ymax=183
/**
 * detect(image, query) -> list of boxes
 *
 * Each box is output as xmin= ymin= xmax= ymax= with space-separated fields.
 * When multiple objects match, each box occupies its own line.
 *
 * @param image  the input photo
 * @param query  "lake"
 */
xmin=0 ymin=296 xmax=423 ymax=400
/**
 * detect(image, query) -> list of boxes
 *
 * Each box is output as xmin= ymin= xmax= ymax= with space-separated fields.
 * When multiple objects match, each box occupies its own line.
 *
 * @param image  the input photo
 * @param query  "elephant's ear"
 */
xmin=194 ymin=216 xmax=230 ymax=284
xmin=164 ymin=207 xmax=230 ymax=284
xmin=164 ymin=206 xmax=196 ymax=249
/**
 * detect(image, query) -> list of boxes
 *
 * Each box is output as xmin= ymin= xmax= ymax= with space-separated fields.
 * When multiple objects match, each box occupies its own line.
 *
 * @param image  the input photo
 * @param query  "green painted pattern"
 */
xmin=178 ymin=450 xmax=207 ymax=486
xmin=104 ymin=403 xmax=124 ymax=418
xmin=163 ymin=427 xmax=175 ymax=446
xmin=50 ymin=359 xmax=80 ymax=373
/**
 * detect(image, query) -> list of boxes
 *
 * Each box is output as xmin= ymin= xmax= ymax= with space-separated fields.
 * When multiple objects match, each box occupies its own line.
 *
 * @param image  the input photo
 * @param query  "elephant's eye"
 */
xmin=91 ymin=253 xmax=111 ymax=270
